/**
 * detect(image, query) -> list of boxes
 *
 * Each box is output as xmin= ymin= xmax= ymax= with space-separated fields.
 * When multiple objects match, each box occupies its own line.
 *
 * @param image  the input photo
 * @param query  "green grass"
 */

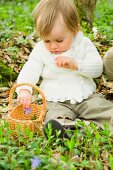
xmin=0 ymin=0 xmax=113 ymax=38
xmin=93 ymin=0 xmax=113 ymax=43
xmin=0 ymin=0 xmax=39 ymax=35
xmin=0 ymin=120 xmax=113 ymax=169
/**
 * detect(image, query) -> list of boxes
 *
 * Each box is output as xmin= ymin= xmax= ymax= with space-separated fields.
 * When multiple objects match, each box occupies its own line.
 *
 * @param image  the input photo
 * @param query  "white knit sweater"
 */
xmin=17 ymin=31 xmax=103 ymax=104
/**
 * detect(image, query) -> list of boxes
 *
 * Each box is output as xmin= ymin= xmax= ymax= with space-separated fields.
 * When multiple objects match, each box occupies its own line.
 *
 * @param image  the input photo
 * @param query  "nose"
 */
xmin=50 ymin=42 xmax=57 ymax=50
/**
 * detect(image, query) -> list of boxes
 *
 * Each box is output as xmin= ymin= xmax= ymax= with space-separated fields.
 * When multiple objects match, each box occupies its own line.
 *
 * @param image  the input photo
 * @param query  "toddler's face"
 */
xmin=43 ymin=15 xmax=75 ymax=54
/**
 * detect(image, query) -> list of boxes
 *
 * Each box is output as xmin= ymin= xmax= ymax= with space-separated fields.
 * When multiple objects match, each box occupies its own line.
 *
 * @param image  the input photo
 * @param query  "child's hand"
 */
xmin=17 ymin=89 xmax=32 ymax=109
xmin=55 ymin=56 xmax=78 ymax=70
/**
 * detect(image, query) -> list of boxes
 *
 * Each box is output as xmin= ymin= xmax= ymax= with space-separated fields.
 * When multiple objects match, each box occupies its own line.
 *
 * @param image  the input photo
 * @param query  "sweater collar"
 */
xmin=72 ymin=31 xmax=83 ymax=47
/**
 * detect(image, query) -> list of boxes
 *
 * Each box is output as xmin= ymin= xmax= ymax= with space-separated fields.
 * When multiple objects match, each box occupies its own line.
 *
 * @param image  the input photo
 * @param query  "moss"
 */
xmin=0 ymin=60 xmax=17 ymax=84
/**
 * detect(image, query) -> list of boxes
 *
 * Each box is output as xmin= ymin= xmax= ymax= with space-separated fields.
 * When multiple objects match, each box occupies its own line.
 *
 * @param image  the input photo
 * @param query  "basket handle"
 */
xmin=8 ymin=83 xmax=46 ymax=112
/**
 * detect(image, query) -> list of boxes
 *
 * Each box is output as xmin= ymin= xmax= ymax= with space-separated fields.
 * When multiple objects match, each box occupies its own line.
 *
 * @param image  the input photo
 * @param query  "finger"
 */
xmin=55 ymin=58 xmax=63 ymax=67
xmin=55 ymin=57 xmax=67 ymax=64
xmin=18 ymin=97 xmax=24 ymax=105
xmin=17 ymin=94 xmax=25 ymax=104
xmin=25 ymin=98 xmax=32 ymax=109
xmin=22 ymin=98 xmax=29 ymax=109
xmin=18 ymin=97 xmax=27 ymax=109
xmin=55 ymin=56 xmax=62 ymax=60
xmin=62 ymin=60 xmax=70 ymax=69
xmin=58 ymin=59 xmax=64 ymax=67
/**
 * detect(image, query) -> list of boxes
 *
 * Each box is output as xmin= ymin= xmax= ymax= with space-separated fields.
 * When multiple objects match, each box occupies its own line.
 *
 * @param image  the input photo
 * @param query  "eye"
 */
xmin=44 ymin=40 xmax=50 ymax=43
xmin=56 ymin=40 xmax=63 ymax=43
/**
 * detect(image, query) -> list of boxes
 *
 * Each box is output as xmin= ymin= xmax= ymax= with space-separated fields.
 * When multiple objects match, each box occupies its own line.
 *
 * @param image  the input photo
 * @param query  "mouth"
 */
xmin=51 ymin=51 xmax=62 ymax=54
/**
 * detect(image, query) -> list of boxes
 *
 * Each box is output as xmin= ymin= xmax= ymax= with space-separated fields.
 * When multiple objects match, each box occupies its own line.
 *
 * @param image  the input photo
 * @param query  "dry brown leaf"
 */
xmin=2 ymin=113 xmax=9 ymax=120
xmin=18 ymin=51 xmax=28 ymax=60
xmin=93 ymin=41 xmax=103 ymax=47
xmin=4 ymin=55 xmax=12 ymax=63
xmin=103 ymin=164 xmax=109 ymax=170
xmin=0 ymin=98 xmax=8 ymax=104
xmin=0 ymin=91 xmax=9 ymax=98
xmin=0 ymin=106 xmax=8 ymax=113
xmin=28 ymin=39 xmax=36 ymax=48
xmin=102 ymin=75 xmax=113 ymax=89
xmin=0 ymin=87 xmax=9 ymax=92
xmin=52 ymin=150 xmax=61 ymax=158
xmin=101 ymin=150 xmax=108 ymax=162
xmin=23 ymin=46 xmax=30 ymax=54
xmin=0 ymin=49 xmax=3 ymax=56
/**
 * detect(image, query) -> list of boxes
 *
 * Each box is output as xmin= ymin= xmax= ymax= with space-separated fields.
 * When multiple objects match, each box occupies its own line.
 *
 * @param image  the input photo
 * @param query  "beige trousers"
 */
xmin=44 ymin=93 xmax=113 ymax=134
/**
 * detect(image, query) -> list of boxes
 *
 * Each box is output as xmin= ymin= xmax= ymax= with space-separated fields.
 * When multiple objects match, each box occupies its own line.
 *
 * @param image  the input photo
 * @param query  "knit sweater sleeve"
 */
xmin=77 ymin=37 xmax=103 ymax=78
xmin=16 ymin=42 xmax=43 ymax=93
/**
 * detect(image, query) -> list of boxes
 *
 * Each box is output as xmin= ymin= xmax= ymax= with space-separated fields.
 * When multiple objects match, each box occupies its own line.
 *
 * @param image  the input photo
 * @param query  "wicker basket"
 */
xmin=8 ymin=83 xmax=46 ymax=134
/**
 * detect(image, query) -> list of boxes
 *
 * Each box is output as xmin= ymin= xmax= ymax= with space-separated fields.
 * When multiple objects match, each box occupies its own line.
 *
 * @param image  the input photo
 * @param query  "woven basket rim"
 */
xmin=8 ymin=83 xmax=46 ymax=112
xmin=8 ymin=113 xmax=43 ymax=123
xmin=8 ymin=83 xmax=46 ymax=132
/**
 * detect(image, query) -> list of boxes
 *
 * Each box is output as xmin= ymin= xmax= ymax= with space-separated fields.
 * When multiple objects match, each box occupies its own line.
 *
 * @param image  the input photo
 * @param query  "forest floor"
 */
xmin=0 ymin=0 xmax=113 ymax=169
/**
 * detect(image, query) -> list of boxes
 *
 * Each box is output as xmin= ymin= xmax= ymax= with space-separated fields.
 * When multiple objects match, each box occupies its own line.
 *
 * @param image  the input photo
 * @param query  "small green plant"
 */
xmin=31 ymin=114 xmax=37 ymax=120
xmin=0 ymin=0 xmax=40 ymax=34
xmin=109 ymin=154 xmax=113 ymax=170
xmin=44 ymin=122 xmax=54 ymax=145
xmin=64 ymin=135 xmax=75 ymax=153
xmin=93 ymin=0 xmax=113 ymax=44
xmin=0 ymin=120 xmax=113 ymax=169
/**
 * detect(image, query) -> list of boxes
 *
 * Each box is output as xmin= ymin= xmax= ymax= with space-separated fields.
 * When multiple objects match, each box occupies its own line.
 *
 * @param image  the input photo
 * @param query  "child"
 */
xmin=16 ymin=0 xmax=113 ymax=138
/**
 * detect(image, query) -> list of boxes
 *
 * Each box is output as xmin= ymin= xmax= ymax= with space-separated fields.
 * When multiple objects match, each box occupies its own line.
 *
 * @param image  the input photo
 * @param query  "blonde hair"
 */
xmin=33 ymin=0 xmax=80 ymax=38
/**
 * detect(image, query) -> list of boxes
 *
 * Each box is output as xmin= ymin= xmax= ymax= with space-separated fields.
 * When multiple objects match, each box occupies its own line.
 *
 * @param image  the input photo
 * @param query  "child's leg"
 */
xmin=76 ymin=93 xmax=113 ymax=134
xmin=45 ymin=101 xmax=77 ymax=126
xmin=44 ymin=101 xmax=77 ymax=138
xmin=43 ymin=119 xmax=70 ymax=139
xmin=103 ymin=47 xmax=113 ymax=80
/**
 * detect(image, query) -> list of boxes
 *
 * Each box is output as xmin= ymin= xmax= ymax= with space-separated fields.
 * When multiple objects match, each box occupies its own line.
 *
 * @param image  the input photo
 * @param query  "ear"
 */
xmin=73 ymin=30 xmax=77 ymax=36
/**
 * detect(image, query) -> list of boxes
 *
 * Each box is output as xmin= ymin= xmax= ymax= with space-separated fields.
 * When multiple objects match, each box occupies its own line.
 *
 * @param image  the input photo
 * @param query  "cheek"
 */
xmin=67 ymin=39 xmax=73 ymax=46
xmin=44 ymin=43 xmax=50 ymax=50
xmin=63 ymin=39 xmax=72 ymax=49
